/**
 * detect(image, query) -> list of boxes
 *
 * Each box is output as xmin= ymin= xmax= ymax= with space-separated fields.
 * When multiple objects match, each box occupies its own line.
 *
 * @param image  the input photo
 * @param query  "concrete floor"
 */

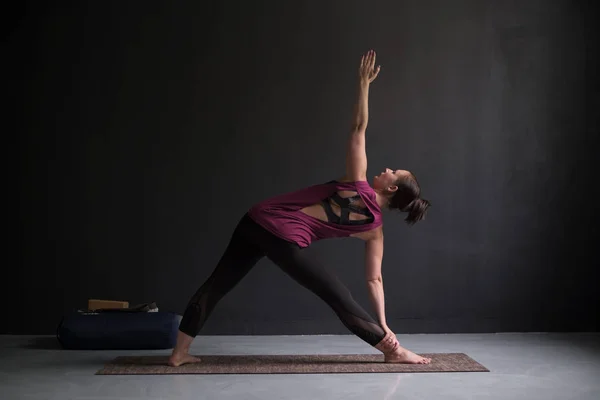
xmin=1 ymin=333 xmax=599 ymax=400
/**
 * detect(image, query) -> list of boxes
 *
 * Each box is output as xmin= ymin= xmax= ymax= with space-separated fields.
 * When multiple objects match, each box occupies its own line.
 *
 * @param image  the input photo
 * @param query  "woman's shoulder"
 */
xmin=333 ymin=177 xmax=374 ymax=189
xmin=350 ymin=225 xmax=383 ymax=241
xmin=352 ymin=179 xmax=374 ymax=189
xmin=348 ymin=179 xmax=376 ymax=196
xmin=330 ymin=178 xmax=377 ymax=202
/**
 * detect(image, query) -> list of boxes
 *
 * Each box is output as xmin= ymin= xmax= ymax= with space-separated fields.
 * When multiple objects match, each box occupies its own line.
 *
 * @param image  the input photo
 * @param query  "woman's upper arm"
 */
xmin=345 ymin=129 xmax=368 ymax=181
xmin=364 ymin=228 xmax=384 ymax=281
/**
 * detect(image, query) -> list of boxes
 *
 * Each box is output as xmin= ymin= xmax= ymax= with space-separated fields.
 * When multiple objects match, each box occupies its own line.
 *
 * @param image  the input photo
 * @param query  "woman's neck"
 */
xmin=374 ymin=190 xmax=390 ymax=209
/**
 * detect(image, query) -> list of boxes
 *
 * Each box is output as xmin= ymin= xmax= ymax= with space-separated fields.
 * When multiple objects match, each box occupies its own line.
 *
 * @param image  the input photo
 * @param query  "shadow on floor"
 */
xmin=544 ymin=332 xmax=600 ymax=352
xmin=19 ymin=336 xmax=63 ymax=350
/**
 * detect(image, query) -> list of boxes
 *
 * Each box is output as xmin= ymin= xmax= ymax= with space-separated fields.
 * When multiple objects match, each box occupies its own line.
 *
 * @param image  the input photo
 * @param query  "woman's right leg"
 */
xmin=265 ymin=241 xmax=388 ymax=345
xmin=169 ymin=214 xmax=265 ymax=366
xmin=261 ymin=236 xmax=430 ymax=364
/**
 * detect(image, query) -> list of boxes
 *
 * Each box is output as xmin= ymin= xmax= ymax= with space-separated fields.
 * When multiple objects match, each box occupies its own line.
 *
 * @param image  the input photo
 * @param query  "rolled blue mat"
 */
xmin=57 ymin=311 xmax=181 ymax=350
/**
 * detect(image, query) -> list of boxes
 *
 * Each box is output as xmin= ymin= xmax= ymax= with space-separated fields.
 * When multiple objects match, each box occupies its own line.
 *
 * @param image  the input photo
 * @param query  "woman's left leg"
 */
xmin=169 ymin=214 xmax=266 ymax=366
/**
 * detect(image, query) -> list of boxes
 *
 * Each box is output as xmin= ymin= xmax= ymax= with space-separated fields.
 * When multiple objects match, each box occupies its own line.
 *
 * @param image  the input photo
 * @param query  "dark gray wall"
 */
xmin=9 ymin=0 xmax=598 ymax=335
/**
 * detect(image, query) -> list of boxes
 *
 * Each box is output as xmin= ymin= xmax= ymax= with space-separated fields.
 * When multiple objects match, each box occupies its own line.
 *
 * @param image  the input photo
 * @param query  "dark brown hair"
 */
xmin=387 ymin=172 xmax=431 ymax=225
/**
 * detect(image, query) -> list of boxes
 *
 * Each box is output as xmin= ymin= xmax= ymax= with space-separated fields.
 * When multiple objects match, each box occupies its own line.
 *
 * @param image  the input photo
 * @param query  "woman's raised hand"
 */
xmin=359 ymin=49 xmax=381 ymax=84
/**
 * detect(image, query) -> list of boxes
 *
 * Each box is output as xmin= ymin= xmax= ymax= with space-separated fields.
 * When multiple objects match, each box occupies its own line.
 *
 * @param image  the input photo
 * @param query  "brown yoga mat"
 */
xmin=96 ymin=353 xmax=489 ymax=375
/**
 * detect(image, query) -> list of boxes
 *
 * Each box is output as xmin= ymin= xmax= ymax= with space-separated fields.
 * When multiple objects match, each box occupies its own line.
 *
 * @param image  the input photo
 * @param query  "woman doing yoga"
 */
xmin=169 ymin=49 xmax=432 ymax=366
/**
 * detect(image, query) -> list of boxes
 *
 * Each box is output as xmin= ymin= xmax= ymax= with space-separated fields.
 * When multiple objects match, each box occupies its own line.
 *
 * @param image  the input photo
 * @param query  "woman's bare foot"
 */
xmin=168 ymin=330 xmax=200 ymax=366
xmin=168 ymin=353 xmax=202 ymax=367
xmin=385 ymin=346 xmax=432 ymax=364
xmin=374 ymin=332 xmax=431 ymax=364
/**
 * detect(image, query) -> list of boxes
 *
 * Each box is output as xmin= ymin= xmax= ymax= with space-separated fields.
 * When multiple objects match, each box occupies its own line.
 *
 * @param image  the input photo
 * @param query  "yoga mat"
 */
xmin=96 ymin=353 xmax=489 ymax=375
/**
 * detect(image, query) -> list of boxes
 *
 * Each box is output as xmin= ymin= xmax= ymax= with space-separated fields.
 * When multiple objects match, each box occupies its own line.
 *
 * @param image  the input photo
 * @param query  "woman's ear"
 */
xmin=387 ymin=185 xmax=398 ymax=193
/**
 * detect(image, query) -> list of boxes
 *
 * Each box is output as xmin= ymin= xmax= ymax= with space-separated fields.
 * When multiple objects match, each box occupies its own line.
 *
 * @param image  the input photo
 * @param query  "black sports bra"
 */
xmin=320 ymin=187 xmax=374 ymax=226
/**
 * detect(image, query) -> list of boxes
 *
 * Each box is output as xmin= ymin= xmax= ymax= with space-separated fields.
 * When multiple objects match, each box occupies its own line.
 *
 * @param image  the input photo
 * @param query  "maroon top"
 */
xmin=248 ymin=180 xmax=383 ymax=248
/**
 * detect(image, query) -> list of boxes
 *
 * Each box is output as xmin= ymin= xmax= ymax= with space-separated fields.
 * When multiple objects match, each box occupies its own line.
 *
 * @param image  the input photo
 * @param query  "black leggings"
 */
xmin=179 ymin=213 xmax=386 ymax=346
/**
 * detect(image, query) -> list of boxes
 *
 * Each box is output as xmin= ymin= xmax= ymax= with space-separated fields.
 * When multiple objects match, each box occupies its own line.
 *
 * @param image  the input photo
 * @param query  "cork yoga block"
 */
xmin=88 ymin=299 xmax=129 ymax=310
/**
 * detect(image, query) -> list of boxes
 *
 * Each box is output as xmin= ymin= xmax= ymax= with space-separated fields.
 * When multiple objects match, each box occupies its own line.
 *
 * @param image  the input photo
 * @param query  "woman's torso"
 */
xmin=247 ymin=179 xmax=383 ymax=247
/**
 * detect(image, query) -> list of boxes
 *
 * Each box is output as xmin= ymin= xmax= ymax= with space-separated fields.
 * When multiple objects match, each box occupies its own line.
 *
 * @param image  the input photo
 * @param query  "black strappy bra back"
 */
xmin=320 ymin=181 xmax=374 ymax=226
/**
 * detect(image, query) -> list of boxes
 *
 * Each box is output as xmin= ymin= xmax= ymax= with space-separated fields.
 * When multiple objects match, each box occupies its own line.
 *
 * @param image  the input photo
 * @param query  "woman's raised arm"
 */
xmin=344 ymin=49 xmax=380 ymax=182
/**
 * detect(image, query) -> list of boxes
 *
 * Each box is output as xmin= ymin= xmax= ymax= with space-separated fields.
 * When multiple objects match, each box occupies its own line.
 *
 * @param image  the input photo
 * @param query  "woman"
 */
xmin=169 ymin=49 xmax=432 ymax=366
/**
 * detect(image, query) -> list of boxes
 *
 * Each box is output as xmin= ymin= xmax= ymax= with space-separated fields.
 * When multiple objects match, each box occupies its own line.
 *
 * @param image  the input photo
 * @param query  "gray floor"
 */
xmin=1 ymin=333 xmax=599 ymax=400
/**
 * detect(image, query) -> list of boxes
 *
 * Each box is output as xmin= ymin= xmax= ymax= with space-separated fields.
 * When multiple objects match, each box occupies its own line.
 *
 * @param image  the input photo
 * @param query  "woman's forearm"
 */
xmin=352 ymin=80 xmax=370 ymax=131
xmin=352 ymin=49 xmax=379 ymax=130
xmin=366 ymin=278 xmax=387 ymax=328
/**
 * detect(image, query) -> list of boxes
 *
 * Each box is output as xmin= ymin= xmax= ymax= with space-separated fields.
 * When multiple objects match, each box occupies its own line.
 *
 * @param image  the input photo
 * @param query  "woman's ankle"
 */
xmin=171 ymin=330 xmax=194 ymax=355
xmin=375 ymin=335 xmax=399 ymax=355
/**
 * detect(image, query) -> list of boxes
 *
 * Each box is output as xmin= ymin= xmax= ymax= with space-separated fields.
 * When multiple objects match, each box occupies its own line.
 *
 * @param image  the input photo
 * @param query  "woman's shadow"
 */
xmin=18 ymin=336 xmax=62 ymax=350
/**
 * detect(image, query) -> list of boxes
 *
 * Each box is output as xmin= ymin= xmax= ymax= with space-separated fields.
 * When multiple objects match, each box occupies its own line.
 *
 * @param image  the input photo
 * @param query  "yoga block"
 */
xmin=57 ymin=312 xmax=181 ymax=350
xmin=88 ymin=299 xmax=129 ymax=310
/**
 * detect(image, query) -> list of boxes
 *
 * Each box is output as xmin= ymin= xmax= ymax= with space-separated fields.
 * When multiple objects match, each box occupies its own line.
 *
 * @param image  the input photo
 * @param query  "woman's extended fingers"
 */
xmin=384 ymin=331 xmax=395 ymax=346
xmin=359 ymin=49 xmax=381 ymax=82
xmin=373 ymin=64 xmax=381 ymax=79
xmin=364 ymin=50 xmax=372 ymax=69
